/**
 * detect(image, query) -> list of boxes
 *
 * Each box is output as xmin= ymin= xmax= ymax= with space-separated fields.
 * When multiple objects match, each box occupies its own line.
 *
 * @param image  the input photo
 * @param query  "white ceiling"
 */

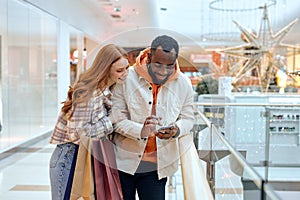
xmin=23 ymin=0 xmax=300 ymax=59
xmin=84 ymin=0 xmax=300 ymax=50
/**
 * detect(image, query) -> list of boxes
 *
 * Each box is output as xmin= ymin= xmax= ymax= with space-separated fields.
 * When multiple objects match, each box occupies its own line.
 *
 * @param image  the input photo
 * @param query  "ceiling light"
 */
xmin=114 ymin=6 xmax=121 ymax=12
xmin=209 ymin=0 xmax=276 ymax=11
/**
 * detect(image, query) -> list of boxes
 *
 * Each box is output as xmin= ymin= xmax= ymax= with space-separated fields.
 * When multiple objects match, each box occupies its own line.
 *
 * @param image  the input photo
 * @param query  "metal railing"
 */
xmin=192 ymin=102 xmax=300 ymax=199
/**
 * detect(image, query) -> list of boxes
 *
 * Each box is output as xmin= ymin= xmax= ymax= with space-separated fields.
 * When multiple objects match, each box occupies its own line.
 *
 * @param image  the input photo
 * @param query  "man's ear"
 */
xmin=147 ymin=52 xmax=151 ymax=64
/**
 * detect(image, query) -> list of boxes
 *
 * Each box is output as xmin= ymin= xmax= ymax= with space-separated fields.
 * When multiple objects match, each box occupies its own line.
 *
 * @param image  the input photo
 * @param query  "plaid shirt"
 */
xmin=49 ymin=88 xmax=113 ymax=145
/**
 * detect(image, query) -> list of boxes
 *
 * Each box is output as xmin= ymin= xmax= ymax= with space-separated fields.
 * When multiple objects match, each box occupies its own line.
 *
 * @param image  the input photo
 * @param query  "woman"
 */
xmin=49 ymin=44 xmax=129 ymax=200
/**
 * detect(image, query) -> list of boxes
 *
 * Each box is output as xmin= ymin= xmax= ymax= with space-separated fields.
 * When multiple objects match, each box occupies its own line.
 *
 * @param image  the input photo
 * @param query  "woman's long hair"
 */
xmin=61 ymin=44 xmax=128 ymax=115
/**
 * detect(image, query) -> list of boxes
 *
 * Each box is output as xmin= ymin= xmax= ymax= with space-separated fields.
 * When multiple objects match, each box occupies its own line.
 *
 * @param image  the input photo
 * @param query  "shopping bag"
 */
xmin=179 ymin=135 xmax=214 ymax=200
xmin=70 ymin=137 xmax=95 ymax=200
xmin=92 ymin=139 xmax=123 ymax=200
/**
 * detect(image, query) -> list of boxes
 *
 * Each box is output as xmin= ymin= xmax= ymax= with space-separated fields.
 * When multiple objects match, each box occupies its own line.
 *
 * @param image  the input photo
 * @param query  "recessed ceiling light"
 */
xmin=114 ymin=7 xmax=121 ymax=12
xmin=132 ymin=8 xmax=139 ymax=15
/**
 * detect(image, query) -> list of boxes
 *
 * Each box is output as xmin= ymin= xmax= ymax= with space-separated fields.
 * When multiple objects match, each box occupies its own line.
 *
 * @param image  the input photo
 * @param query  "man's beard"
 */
xmin=147 ymin=65 xmax=170 ymax=85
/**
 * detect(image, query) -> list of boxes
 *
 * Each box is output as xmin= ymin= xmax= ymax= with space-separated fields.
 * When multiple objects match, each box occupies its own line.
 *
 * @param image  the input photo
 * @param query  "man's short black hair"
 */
xmin=150 ymin=35 xmax=179 ymax=58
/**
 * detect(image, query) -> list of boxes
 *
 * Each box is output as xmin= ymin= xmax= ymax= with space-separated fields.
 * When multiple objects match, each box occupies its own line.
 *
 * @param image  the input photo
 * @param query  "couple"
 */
xmin=49 ymin=35 xmax=195 ymax=200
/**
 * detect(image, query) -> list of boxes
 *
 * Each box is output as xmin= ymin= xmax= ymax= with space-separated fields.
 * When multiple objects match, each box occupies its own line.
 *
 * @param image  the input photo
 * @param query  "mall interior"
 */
xmin=1 ymin=0 xmax=300 ymax=199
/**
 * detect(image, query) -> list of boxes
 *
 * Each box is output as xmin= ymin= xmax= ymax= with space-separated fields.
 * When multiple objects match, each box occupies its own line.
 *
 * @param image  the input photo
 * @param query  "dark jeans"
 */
xmin=118 ymin=161 xmax=167 ymax=200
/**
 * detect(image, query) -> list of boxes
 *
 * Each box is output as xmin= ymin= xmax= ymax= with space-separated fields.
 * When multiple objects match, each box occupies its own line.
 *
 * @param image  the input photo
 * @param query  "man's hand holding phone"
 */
xmin=141 ymin=115 xmax=162 ymax=138
xmin=156 ymin=124 xmax=179 ymax=139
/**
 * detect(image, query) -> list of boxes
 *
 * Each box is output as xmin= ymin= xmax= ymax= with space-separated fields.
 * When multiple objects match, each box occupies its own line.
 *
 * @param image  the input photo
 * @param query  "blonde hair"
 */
xmin=61 ymin=44 xmax=127 ymax=115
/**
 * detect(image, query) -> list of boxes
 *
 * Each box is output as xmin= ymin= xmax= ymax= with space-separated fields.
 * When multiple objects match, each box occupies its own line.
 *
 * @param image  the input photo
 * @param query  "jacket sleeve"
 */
xmin=68 ymin=95 xmax=113 ymax=140
xmin=111 ymin=83 xmax=144 ymax=140
xmin=175 ymin=77 xmax=195 ymax=138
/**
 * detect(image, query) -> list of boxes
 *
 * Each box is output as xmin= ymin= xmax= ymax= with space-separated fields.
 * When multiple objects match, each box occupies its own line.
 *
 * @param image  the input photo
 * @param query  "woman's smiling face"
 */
xmin=108 ymin=57 xmax=129 ymax=86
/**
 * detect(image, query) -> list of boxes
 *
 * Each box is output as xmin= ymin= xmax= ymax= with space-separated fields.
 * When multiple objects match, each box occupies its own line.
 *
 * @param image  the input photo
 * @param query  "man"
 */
xmin=111 ymin=35 xmax=194 ymax=200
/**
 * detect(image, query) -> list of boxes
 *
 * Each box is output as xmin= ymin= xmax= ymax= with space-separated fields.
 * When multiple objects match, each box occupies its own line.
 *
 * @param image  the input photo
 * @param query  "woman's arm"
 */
xmin=69 ymin=94 xmax=113 ymax=140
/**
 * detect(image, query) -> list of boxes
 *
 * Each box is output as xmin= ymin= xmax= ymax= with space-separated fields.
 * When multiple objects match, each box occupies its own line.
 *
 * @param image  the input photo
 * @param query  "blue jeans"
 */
xmin=49 ymin=142 xmax=78 ymax=200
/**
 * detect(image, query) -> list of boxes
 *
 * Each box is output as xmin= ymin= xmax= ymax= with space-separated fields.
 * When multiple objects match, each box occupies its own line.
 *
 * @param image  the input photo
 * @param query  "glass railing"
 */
xmin=193 ymin=97 xmax=300 ymax=200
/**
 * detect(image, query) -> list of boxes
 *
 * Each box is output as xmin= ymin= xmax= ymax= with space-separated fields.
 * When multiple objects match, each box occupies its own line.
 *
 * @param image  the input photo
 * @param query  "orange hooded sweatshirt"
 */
xmin=133 ymin=47 xmax=181 ymax=163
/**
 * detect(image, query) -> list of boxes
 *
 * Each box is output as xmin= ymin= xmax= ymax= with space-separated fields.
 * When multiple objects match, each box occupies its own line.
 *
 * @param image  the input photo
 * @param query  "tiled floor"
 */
xmin=0 ymin=135 xmax=249 ymax=200
xmin=0 ymin=137 xmax=185 ymax=200
xmin=0 ymin=138 xmax=53 ymax=200
xmin=9 ymin=135 xmax=300 ymax=200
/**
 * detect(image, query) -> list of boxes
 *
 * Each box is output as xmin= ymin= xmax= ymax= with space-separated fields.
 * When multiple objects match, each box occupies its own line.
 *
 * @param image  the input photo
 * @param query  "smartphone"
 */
xmin=158 ymin=125 xmax=175 ymax=133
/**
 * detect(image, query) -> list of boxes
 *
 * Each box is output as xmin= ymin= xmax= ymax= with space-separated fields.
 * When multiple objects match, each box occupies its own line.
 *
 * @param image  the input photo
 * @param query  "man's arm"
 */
xmin=111 ymin=83 xmax=145 ymax=140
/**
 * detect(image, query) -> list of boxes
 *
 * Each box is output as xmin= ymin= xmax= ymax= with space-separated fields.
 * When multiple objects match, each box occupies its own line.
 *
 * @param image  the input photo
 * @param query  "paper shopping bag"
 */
xmin=92 ymin=139 xmax=123 ymax=200
xmin=70 ymin=137 xmax=95 ymax=200
xmin=179 ymin=135 xmax=214 ymax=200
